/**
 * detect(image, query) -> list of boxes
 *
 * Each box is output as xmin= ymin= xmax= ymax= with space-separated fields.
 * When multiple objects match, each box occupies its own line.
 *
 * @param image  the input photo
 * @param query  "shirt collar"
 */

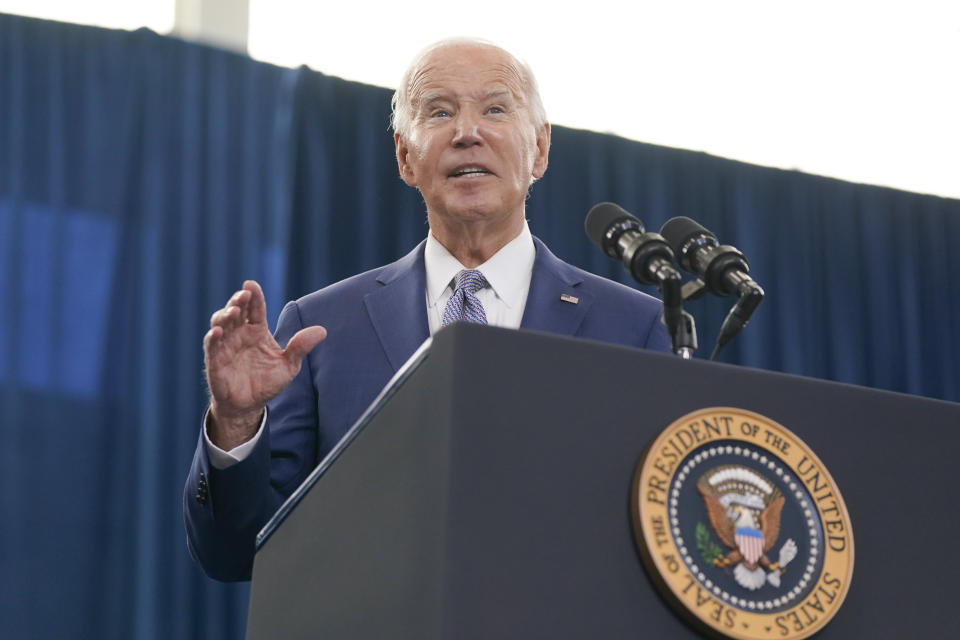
xmin=424 ymin=222 xmax=535 ymax=308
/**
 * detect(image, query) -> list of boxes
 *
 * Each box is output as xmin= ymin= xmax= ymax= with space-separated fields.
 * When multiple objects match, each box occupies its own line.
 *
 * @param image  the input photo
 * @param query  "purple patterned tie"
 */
xmin=441 ymin=269 xmax=488 ymax=326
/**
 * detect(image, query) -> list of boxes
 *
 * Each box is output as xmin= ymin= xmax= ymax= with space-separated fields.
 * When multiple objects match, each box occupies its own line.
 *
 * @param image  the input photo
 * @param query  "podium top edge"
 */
xmin=256 ymin=335 xmax=435 ymax=549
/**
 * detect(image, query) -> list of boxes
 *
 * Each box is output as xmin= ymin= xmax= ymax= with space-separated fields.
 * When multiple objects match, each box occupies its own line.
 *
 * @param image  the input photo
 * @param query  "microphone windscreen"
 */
xmin=585 ymin=202 xmax=640 ymax=248
xmin=660 ymin=216 xmax=717 ymax=255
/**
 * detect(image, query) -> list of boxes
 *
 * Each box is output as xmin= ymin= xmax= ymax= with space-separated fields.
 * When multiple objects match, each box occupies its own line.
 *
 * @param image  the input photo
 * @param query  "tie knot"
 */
xmin=454 ymin=269 xmax=487 ymax=295
xmin=441 ymin=269 xmax=489 ymax=326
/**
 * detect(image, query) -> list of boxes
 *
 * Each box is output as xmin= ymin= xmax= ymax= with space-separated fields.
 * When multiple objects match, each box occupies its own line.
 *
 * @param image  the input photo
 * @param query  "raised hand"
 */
xmin=203 ymin=281 xmax=327 ymax=450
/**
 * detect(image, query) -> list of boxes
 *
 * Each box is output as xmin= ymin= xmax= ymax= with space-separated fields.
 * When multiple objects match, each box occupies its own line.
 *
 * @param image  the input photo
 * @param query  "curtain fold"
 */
xmin=1 ymin=12 xmax=957 ymax=639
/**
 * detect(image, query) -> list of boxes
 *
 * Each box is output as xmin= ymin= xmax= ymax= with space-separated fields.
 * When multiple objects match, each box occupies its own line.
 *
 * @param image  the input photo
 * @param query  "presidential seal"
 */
xmin=631 ymin=408 xmax=854 ymax=640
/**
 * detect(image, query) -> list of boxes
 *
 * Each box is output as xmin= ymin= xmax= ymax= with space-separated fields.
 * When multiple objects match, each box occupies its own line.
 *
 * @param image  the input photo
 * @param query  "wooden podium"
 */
xmin=246 ymin=323 xmax=960 ymax=638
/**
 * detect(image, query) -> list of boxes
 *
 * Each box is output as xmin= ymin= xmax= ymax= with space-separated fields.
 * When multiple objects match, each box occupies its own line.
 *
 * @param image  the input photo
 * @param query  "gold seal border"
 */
xmin=631 ymin=407 xmax=855 ymax=640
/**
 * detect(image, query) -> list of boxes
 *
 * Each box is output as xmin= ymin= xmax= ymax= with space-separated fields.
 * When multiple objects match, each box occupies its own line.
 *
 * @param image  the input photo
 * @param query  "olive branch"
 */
xmin=696 ymin=522 xmax=724 ymax=563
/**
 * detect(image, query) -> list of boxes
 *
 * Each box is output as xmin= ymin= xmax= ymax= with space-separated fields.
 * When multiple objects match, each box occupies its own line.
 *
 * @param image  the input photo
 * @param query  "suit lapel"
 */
xmin=363 ymin=241 xmax=430 ymax=371
xmin=520 ymin=237 xmax=593 ymax=336
xmin=364 ymin=237 xmax=591 ymax=367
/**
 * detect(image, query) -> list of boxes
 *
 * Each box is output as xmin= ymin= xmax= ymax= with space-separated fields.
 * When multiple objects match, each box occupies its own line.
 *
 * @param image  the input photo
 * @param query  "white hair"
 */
xmin=390 ymin=38 xmax=548 ymax=139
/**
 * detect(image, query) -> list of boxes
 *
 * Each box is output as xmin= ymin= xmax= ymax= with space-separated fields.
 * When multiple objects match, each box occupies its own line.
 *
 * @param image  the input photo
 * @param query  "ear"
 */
xmin=531 ymin=123 xmax=551 ymax=179
xmin=395 ymin=133 xmax=418 ymax=187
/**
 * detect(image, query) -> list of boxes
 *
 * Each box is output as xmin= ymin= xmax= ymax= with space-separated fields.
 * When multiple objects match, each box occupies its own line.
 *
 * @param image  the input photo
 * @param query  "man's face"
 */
xmin=395 ymin=45 xmax=550 ymax=232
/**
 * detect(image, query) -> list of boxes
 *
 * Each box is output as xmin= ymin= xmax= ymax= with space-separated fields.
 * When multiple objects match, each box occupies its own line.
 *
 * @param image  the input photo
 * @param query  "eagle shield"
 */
xmin=735 ymin=527 xmax=764 ymax=565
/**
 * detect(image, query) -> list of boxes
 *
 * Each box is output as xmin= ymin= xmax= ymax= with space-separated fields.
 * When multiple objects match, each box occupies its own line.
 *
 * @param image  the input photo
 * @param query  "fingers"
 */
xmin=204 ymin=325 xmax=222 ymax=347
xmin=228 ymin=287 xmax=252 ymax=323
xmin=209 ymin=280 xmax=267 ymax=331
xmin=209 ymin=303 xmax=239 ymax=329
xmin=203 ymin=281 xmax=275 ymax=367
xmin=243 ymin=280 xmax=268 ymax=325
xmin=283 ymin=325 xmax=328 ymax=366
xmin=202 ymin=325 xmax=224 ymax=372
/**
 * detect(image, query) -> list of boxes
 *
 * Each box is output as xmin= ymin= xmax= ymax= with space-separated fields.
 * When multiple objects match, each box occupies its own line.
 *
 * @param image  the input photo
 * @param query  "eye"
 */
xmin=430 ymin=109 xmax=451 ymax=119
xmin=487 ymin=106 xmax=505 ymax=115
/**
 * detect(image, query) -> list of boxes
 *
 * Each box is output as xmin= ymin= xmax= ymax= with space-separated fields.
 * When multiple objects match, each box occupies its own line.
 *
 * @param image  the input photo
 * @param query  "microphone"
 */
xmin=586 ymin=202 xmax=697 ymax=358
xmin=659 ymin=216 xmax=764 ymax=359
xmin=659 ymin=216 xmax=761 ymax=299
xmin=585 ymin=202 xmax=679 ymax=288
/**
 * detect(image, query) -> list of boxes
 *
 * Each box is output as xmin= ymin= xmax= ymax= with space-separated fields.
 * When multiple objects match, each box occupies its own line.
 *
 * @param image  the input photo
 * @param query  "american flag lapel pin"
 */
xmin=560 ymin=294 xmax=579 ymax=304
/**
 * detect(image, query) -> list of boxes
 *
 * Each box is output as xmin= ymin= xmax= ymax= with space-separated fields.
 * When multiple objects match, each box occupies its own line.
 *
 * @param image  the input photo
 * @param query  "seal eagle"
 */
xmin=697 ymin=465 xmax=797 ymax=590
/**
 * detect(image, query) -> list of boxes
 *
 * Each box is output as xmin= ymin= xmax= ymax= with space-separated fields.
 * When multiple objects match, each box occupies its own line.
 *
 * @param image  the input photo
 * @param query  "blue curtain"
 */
xmin=1 ymin=12 xmax=957 ymax=639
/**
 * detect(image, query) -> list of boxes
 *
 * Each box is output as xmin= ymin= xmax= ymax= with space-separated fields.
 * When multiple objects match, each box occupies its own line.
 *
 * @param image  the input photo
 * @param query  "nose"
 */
xmin=451 ymin=111 xmax=483 ymax=148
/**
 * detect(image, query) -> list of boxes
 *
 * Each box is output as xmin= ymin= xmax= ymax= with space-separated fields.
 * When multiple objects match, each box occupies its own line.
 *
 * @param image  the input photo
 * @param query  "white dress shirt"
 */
xmin=205 ymin=223 xmax=536 ymax=469
xmin=424 ymin=222 xmax=535 ymax=333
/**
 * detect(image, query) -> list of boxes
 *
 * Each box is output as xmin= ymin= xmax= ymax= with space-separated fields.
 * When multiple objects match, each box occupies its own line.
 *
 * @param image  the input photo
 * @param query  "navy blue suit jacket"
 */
xmin=184 ymin=237 xmax=671 ymax=581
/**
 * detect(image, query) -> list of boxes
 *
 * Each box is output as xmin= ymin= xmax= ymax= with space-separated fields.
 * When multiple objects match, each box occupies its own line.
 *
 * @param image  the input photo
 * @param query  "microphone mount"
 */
xmin=660 ymin=217 xmax=764 ymax=361
xmin=586 ymin=203 xmax=698 ymax=358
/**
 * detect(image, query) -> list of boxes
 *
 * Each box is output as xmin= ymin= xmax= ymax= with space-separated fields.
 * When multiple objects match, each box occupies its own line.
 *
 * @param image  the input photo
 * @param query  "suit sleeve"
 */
xmin=183 ymin=300 xmax=319 ymax=582
xmin=643 ymin=308 xmax=674 ymax=354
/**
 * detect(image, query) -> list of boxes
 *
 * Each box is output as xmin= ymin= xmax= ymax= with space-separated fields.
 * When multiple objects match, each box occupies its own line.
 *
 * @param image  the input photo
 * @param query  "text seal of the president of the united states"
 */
xmin=631 ymin=407 xmax=854 ymax=640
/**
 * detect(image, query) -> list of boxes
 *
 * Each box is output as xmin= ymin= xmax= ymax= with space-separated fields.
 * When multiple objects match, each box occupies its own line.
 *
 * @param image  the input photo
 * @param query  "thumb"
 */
xmin=283 ymin=325 xmax=328 ymax=365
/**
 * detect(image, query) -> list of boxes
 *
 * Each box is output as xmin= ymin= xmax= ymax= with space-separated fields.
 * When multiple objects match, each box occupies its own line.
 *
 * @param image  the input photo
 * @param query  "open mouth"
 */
xmin=449 ymin=165 xmax=493 ymax=178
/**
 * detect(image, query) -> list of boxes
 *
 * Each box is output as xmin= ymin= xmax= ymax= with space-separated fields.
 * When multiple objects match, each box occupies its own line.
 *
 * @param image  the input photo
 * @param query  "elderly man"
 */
xmin=184 ymin=39 xmax=671 ymax=582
